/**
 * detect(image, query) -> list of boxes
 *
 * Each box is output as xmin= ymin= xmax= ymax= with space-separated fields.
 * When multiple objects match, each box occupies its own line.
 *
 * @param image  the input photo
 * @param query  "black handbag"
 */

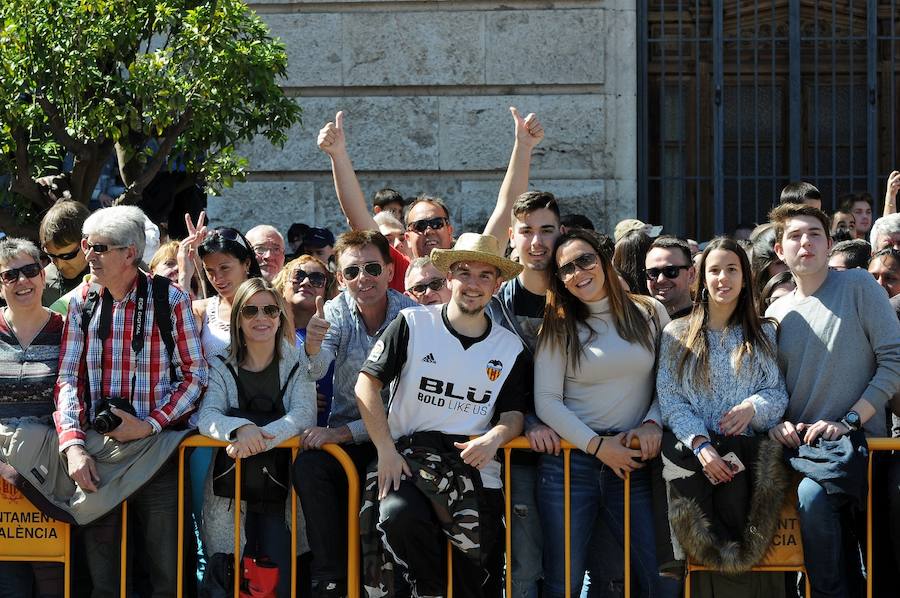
xmin=212 ymin=358 xmax=299 ymax=503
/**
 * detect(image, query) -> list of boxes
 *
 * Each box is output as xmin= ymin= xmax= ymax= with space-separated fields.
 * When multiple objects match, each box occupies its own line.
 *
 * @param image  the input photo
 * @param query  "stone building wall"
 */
xmin=208 ymin=0 xmax=637 ymax=239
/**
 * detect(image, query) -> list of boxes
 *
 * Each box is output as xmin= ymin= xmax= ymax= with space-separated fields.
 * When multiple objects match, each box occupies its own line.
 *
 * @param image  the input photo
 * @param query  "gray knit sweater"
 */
xmin=765 ymin=268 xmax=900 ymax=436
xmin=657 ymin=320 xmax=788 ymax=447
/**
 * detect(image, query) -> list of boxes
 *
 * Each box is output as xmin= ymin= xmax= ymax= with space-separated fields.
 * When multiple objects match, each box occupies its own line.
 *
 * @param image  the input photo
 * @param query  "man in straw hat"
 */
xmin=355 ymin=233 xmax=531 ymax=597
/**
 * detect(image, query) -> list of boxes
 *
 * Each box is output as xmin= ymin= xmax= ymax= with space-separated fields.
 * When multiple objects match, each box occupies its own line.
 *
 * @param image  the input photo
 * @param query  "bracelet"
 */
xmin=692 ymin=440 xmax=712 ymax=456
xmin=593 ymin=437 xmax=604 ymax=457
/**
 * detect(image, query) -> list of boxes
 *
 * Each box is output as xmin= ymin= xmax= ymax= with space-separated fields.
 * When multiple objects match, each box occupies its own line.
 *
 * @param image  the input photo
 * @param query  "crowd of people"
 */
xmin=0 ymin=107 xmax=899 ymax=598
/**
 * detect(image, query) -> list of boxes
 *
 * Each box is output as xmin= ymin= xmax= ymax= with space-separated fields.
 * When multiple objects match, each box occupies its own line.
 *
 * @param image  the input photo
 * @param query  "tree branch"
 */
xmin=115 ymin=109 xmax=193 ymax=205
xmin=8 ymin=127 xmax=50 ymax=208
xmin=34 ymin=96 xmax=90 ymax=155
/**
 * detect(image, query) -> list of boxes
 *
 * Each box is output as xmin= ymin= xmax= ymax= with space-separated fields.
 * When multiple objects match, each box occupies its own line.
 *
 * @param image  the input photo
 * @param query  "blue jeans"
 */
xmin=510 ymin=463 xmax=543 ymax=598
xmin=245 ymin=510 xmax=292 ymax=598
xmin=0 ymin=562 xmax=34 ymax=596
xmin=796 ymin=476 xmax=864 ymax=598
xmin=538 ymin=452 xmax=679 ymax=598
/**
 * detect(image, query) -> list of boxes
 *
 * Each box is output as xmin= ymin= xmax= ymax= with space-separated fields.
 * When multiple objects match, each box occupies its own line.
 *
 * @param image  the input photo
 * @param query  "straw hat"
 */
xmin=430 ymin=233 xmax=523 ymax=282
xmin=614 ymin=218 xmax=663 ymax=243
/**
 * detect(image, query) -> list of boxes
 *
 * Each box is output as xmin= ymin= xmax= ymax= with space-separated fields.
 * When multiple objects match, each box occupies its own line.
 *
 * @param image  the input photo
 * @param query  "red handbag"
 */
xmin=239 ymin=555 xmax=279 ymax=598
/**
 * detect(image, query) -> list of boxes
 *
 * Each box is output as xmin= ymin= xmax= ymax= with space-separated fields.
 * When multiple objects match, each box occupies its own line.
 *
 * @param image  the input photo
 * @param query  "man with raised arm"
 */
xmin=356 ymin=233 xmax=530 ymax=598
xmin=480 ymin=108 xmax=561 ymax=598
xmin=765 ymin=202 xmax=900 ymax=597
xmin=316 ymin=111 xmax=412 ymax=292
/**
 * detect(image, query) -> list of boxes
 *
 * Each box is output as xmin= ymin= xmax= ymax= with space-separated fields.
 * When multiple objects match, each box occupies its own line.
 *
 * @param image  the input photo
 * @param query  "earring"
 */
xmin=700 ymin=288 xmax=709 ymax=302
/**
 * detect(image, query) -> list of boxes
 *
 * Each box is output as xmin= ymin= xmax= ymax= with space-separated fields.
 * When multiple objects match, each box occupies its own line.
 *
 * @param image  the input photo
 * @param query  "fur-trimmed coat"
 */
xmin=661 ymin=432 xmax=790 ymax=575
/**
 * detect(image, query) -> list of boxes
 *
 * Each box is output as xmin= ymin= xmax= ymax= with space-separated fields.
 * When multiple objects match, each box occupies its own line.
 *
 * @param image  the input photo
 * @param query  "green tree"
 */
xmin=0 ymin=0 xmax=301 ymax=234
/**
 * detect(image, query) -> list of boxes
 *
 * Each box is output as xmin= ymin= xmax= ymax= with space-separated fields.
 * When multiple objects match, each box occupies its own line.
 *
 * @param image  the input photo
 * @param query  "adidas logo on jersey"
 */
xmin=422 ymin=353 xmax=437 ymax=364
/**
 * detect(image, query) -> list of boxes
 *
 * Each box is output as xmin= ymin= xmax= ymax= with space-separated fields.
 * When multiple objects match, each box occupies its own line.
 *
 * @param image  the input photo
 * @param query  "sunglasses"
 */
xmin=645 ymin=265 xmax=690 ymax=280
xmin=342 ymin=261 xmax=383 ymax=281
xmin=212 ymin=228 xmax=249 ymax=250
xmin=240 ymin=304 xmax=281 ymax=319
xmin=406 ymin=217 xmax=450 ymax=234
xmin=43 ymin=247 xmax=81 ymax=261
xmin=557 ymin=252 xmax=600 ymax=281
xmin=407 ymin=278 xmax=446 ymax=296
xmin=292 ymin=270 xmax=327 ymax=288
xmin=0 ymin=262 xmax=42 ymax=284
xmin=81 ymin=239 xmax=128 ymax=254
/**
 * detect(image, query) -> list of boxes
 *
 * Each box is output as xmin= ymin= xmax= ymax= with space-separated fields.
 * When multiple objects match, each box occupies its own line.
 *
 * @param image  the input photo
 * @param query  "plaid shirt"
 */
xmin=307 ymin=289 xmax=416 ymax=443
xmin=53 ymin=273 xmax=208 ymax=451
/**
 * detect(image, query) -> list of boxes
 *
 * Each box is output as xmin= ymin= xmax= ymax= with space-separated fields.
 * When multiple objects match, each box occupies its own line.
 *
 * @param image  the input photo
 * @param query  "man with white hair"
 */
xmin=54 ymin=205 xmax=207 ymax=596
xmin=870 ymin=213 xmax=900 ymax=252
xmin=246 ymin=224 xmax=286 ymax=281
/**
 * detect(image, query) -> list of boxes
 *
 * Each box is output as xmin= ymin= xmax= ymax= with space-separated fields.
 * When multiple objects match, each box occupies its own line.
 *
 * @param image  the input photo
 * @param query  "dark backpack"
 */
xmin=78 ymin=274 xmax=179 ymax=420
xmin=80 ymin=274 xmax=178 ymax=381
xmin=211 ymin=357 xmax=299 ymax=503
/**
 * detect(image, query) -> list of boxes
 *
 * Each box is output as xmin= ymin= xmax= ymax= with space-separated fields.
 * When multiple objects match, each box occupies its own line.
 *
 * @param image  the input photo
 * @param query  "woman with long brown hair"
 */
xmin=535 ymin=228 xmax=677 ymax=598
xmin=656 ymin=237 xmax=788 ymax=595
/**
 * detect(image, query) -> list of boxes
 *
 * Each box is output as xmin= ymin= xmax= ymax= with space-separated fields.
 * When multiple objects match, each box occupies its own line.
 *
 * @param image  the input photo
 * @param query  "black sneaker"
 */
xmin=311 ymin=580 xmax=346 ymax=598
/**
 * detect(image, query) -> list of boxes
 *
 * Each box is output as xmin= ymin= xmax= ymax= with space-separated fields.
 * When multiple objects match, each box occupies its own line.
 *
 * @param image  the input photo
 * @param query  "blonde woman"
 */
xmin=198 ymin=278 xmax=316 ymax=598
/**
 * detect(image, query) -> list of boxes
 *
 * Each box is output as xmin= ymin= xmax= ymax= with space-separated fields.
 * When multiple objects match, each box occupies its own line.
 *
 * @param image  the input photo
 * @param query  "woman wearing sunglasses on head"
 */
xmin=534 ymin=228 xmax=677 ymax=598
xmin=199 ymin=278 xmax=316 ymax=598
xmin=0 ymin=238 xmax=65 ymax=597
xmin=274 ymin=255 xmax=338 ymax=426
xmin=655 ymin=238 xmax=788 ymax=596
xmin=192 ymin=227 xmax=264 ymax=359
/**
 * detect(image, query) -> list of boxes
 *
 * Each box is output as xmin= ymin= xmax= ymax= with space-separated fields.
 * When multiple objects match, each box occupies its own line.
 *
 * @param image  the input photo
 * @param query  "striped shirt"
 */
xmin=0 ymin=310 xmax=64 ymax=420
xmin=53 ymin=273 xmax=208 ymax=451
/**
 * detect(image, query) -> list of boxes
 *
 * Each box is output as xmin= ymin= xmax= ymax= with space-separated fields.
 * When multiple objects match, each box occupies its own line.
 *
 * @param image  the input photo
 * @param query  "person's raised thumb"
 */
xmin=509 ymin=106 xmax=522 ymax=124
xmin=335 ymin=110 xmax=344 ymax=130
xmin=315 ymin=296 xmax=325 ymax=318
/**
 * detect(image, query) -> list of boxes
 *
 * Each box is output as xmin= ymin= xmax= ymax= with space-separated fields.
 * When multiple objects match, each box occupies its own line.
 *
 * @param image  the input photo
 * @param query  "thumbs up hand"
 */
xmin=304 ymin=296 xmax=331 ymax=357
xmin=510 ymin=106 xmax=544 ymax=149
xmin=317 ymin=111 xmax=347 ymax=157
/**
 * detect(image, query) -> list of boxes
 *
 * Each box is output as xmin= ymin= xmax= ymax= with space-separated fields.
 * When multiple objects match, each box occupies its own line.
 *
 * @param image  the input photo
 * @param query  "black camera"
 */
xmin=92 ymin=397 xmax=137 ymax=434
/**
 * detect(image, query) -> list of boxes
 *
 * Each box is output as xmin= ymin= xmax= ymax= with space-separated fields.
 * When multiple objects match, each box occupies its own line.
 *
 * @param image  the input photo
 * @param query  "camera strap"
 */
xmin=88 ymin=276 xmax=152 ymax=417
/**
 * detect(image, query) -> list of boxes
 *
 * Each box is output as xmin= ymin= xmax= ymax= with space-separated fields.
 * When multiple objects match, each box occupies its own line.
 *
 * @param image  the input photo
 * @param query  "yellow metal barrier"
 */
xmin=864 ymin=437 xmax=900 ymax=597
xmin=5 ymin=434 xmax=899 ymax=597
xmin=502 ymin=438 xmax=635 ymax=598
xmin=0 ymin=477 xmax=71 ymax=598
xmin=175 ymin=436 xmax=361 ymax=598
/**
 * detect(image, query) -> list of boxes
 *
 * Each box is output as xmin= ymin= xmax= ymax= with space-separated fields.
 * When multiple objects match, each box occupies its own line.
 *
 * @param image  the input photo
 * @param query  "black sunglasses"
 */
xmin=240 ymin=304 xmax=281 ymax=319
xmin=342 ymin=262 xmax=383 ymax=281
xmin=80 ymin=239 xmax=128 ymax=254
xmin=645 ymin=265 xmax=690 ymax=280
xmin=557 ymin=252 xmax=599 ymax=280
xmin=212 ymin=227 xmax=249 ymax=250
xmin=0 ymin=263 xmax=42 ymax=284
xmin=292 ymin=270 xmax=327 ymax=288
xmin=407 ymin=278 xmax=446 ymax=296
xmin=43 ymin=247 xmax=81 ymax=261
xmin=406 ymin=217 xmax=449 ymax=234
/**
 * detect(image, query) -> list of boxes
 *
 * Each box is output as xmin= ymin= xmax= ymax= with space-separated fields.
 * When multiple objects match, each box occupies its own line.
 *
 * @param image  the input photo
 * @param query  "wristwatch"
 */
xmin=840 ymin=410 xmax=861 ymax=433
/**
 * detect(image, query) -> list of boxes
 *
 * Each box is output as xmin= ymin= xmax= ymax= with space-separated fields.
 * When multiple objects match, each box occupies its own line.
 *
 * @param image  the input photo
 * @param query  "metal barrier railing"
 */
xmin=864 ymin=437 xmax=900 ymax=597
xmin=4 ymin=434 xmax=898 ymax=597
xmin=501 ymin=437 xmax=633 ymax=598
xmin=174 ymin=437 xmax=360 ymax=598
